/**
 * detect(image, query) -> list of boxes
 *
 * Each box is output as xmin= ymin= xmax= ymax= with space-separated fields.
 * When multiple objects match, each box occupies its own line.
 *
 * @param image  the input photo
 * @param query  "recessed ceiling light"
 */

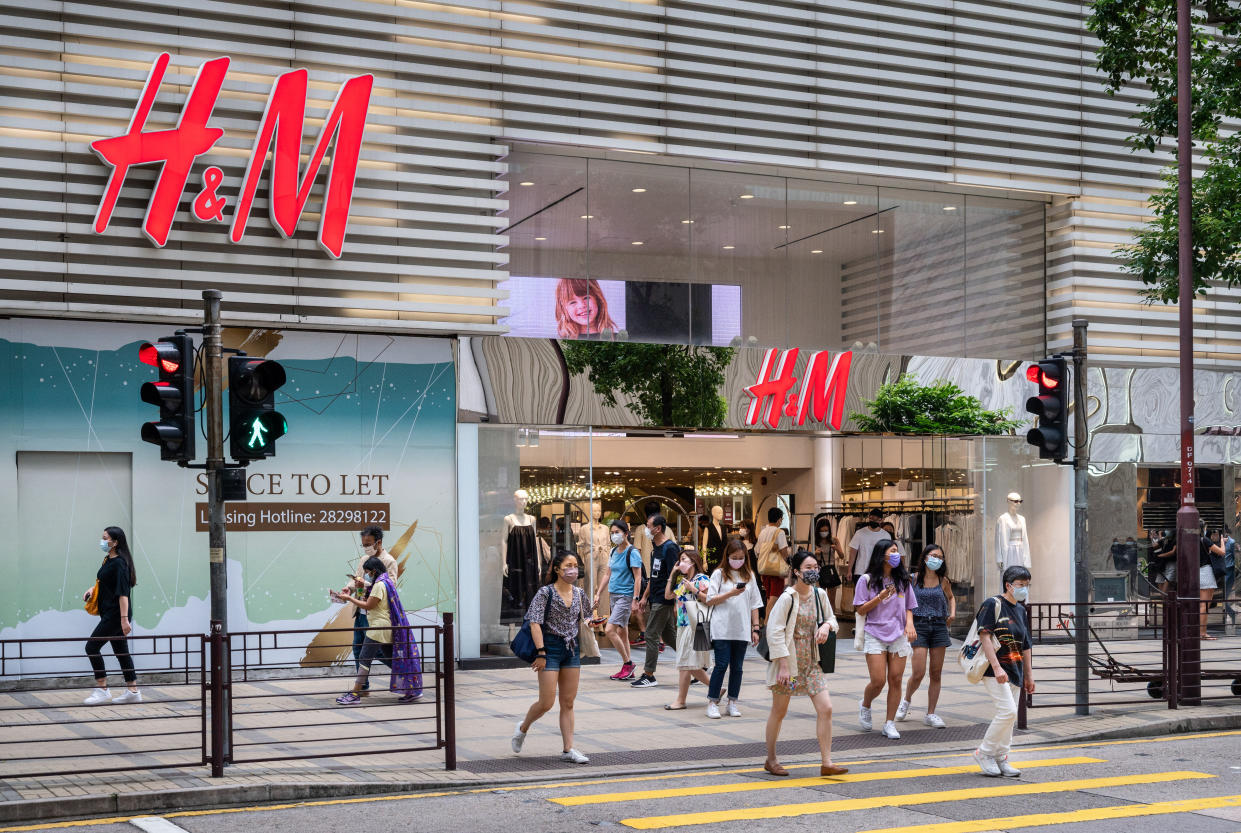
xmin=681 ymin=219 xmax=694 ymax=224
xmin=739 ymin=194 xmax=755 ymax=200
xmin=519 ymin=181 xmax=534 ymax=186
xmin=534 ymin=236 xmax=546 ymax=241
xmin=943 ymin=205 xmax=958 ymax=211
xmin=811 ymin=249 xmax=823 ymax=254
xmin=843 ymin=200 xmax=858 ymax=205
xmin=580 ymin=214 xmax=594 ymax=219
xmin=631 ymin=240 xmax=644 ymax=245
xmin=632 ymin=187 xmax=646 ymax=193
xmin=872 ymin=229 xmax=885 ymax=234
xmin=778 ymin=225 xmax=790 ymax=230
xmin=722 ymin=245 xmax=735 ymax=250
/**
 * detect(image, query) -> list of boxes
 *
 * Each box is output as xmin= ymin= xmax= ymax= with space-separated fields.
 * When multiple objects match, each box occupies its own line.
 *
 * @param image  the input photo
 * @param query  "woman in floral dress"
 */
xmin=763 ymin=550 xmax=848 ymax=778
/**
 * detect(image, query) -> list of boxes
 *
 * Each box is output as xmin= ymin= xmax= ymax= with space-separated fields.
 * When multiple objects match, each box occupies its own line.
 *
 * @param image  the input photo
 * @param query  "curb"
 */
xmin=5 ymin=711 xmax=1241 ymax=825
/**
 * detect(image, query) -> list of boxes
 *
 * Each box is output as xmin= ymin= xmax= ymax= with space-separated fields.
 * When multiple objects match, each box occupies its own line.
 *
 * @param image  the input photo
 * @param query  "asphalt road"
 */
xmin=12 ymin=731 xmax=1241 ymax=833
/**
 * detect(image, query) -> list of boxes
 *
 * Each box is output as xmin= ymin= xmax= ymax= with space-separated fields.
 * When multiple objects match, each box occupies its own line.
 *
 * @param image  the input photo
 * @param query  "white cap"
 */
xmin=1007 ymin=492 xmax=1022 ymax=502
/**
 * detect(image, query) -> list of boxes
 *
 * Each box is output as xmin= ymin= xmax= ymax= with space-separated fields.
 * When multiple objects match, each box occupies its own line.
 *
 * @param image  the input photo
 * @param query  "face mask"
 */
xmin=1011 ymin=585 xmax=1029 ymax=602
xmin=819 ymin=531 xmax=829 ymax=539
xmin=728 ymin=557 xmax=746 ymax=569
xmin=560 ymin=568 xmax=579 ymax=582
xmin=362 ymin=545 xmax=377 ymax=557
xmin=99 ymin=539 xmax=110 ymax=553
xmin=886 ymin=551 xmax=902 ymax=567
xmin=925 ymin=555 xmax=944 ymax=571
xmin=801 ymin=568 xmax=821 ymax=585
xmin=610 ymin=531 xmax=625 ymax=545
xmin=868 ymin=520 xmax=880 ymax=529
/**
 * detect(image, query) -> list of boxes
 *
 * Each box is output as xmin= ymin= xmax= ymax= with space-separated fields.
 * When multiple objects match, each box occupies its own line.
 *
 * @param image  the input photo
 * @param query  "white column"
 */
xmin=813 ymin=436 xmax=839 ymax=506
xmin=456 ymin=423 xmax=481 ymax=660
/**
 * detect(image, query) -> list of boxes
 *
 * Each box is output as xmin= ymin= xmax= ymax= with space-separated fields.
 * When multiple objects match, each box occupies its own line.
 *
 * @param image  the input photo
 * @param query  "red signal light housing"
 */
xmin=1040 ymin=371 xmax=1060 ymax=389
xmin=139 ymin=341 xmax=182 ymax=374
xmin=1025 ymin=366 xmax=1040 ymax=383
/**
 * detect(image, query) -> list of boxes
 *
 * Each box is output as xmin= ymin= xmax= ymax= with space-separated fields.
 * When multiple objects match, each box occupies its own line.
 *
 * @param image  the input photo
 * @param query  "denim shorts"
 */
xmin=543 ymin=633 xmax=581 ymax=672
xmin=912 ymin=617 xmax=952 ymax=649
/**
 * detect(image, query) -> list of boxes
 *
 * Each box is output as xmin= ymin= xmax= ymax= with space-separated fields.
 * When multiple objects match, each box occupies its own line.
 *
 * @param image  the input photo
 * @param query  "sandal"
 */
xmin=664 ymin=704 xmax=687 ymax=710
xmin=336 ymin=691 xmax=362 ymax=705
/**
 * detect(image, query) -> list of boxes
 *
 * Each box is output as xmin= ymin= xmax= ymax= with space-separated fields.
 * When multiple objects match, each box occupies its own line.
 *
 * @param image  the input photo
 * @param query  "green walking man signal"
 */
xmin=228 ymin=356 xmax=288 ymax=461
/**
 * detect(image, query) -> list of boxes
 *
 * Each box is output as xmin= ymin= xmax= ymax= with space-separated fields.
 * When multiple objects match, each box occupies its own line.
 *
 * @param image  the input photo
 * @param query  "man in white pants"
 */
xmin=973 ymin=565 xmax=1034 ymax=777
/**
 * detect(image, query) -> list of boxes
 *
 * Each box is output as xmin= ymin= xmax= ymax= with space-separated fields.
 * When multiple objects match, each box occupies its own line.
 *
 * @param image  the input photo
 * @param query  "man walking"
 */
xmin=631 ymin=514 xmax=679 ymax=688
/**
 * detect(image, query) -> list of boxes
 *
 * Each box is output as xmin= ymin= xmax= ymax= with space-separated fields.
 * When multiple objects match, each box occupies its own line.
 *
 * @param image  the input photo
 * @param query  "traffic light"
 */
xmin=138 ymin=334 xmax=197 ymax=462
xmin=1025 ymin=357 xmax=1068 ymax=461
xmin=228 ymin=355 xmax=287 ymax=461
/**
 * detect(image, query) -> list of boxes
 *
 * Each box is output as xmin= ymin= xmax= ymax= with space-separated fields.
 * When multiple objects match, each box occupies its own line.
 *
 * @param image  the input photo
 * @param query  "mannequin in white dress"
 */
xmin=995 ymin=492 xmax=1031 ymax=576
xmin=578 ymin=501 xmax=611 ymax=617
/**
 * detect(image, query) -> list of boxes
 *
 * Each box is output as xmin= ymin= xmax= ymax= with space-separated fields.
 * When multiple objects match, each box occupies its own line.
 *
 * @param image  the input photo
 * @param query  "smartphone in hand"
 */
xmin=735 ymin=582 xmax=746 ymax=591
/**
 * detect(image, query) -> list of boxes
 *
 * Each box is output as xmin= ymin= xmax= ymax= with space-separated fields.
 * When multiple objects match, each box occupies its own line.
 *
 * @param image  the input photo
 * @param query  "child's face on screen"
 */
xmin=565 ymin=293 xmax=598 ymax=326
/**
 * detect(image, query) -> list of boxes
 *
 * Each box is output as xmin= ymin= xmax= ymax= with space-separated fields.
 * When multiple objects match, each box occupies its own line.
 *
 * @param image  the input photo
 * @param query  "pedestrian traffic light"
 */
xmin=228 ymin=355 xmax=287 ymax=461
xmin=1025 ymin=357 xmax=1068 ymax=461
xmin=138 ymin=334 xmax=197 ymax=463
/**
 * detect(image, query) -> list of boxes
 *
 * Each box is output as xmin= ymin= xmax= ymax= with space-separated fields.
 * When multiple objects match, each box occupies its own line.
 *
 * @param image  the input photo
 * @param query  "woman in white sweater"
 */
xmin=762 ymin=550 xmax=848 ymax=778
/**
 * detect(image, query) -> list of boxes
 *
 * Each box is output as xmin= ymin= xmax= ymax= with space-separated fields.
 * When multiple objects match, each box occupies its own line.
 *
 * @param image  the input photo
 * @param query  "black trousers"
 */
xmin=86 ymin=616 xmax=136 ymax=683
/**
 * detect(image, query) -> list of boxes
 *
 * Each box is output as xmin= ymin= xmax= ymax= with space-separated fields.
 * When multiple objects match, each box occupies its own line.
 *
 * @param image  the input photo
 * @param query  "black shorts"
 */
xmin=912 ymin=617 xmax=951 ymax=649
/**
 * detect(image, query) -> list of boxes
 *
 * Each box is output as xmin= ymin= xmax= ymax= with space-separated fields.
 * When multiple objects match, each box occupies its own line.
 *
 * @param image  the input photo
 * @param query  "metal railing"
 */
xmin=0 ymin=614 xmax=455 ymax=780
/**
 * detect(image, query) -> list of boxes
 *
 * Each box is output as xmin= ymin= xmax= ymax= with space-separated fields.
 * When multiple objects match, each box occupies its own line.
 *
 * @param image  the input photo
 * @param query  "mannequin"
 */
xmin=501 ymin=489 xmax=539 ymax=624
xmin=577 ymin=502 xmax=611 ymax=617
xmin=700 ymin=505 xmax=726 ymax=571
xmin=996 ymin=492 xmax=1031 ymax=575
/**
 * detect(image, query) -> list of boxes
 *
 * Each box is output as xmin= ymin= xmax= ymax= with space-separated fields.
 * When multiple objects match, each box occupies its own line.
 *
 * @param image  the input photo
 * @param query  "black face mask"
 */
xmin=867 ymin=520 xmax=880 ymax=528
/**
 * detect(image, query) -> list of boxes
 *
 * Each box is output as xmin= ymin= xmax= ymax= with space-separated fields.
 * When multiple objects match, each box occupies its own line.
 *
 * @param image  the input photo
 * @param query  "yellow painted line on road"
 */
xmin=553 ymin=757 xmax=1104 ymax=806
xmin=856 ymin=793 xmax=1241 ymax=833
xmin=618 ymin=770 xmax=1216 ymax=829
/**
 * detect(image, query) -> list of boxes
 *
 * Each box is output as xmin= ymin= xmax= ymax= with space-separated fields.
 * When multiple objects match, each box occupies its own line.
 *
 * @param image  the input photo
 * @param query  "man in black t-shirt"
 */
xmin=974 ymin=565 xmax=1033 ymax=778
xmin=631 ymin=514 xmax=680 ymax=688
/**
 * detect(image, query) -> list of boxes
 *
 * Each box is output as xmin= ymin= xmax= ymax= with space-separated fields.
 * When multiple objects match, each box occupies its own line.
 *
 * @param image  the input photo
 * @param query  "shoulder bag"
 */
xmin=819 ymin=561 xmax=843 ymax=590
xmin=510 ymin=588 xmax=552 ymax=664
xmin=813 ymin=588 xmax=836 ymax=673
xmin=959 ymin=596 xmax=1001 ymax=684
xmin=756 ymin=533 xmax=788 ymax=578
xmin=692 ymin=595 xmax=713 ymax=652
xmin=83 ymin=579 xmax=100 ymax=616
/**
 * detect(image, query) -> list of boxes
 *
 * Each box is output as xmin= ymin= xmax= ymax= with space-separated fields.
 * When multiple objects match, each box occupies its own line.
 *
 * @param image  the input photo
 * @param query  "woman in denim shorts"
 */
xmin=899 ymin=544 xmax=956 ymax=728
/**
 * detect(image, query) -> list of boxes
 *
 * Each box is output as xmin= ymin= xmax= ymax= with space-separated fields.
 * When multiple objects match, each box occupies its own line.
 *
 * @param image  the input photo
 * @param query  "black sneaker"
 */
xmin=630 ymin=673 xmax=657 ymax=688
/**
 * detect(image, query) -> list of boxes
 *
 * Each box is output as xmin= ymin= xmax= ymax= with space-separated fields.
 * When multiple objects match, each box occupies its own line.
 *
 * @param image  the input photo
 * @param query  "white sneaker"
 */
xmin=924 ymin=713 xmax=946 ymax=728
xmin=83 ymin=687 xmax=111 ymax=705
xmin=511 ymin=722 xmax=527 ymax=754
xmin=706 ymin=701 xmax=722 ymax=719
xmin=726 ymin=699 xmax=741 ymax=717
xmin=997 ymin=756 xmax=1021 ymax=777
xmin=111 ymin=689 xmax=142 ymax=704
xmin=882 ymin=720 xmax=901 ymax=740
xmin=895 ymin=698 xmax=910 ymax=721
xmin=858 ymin=702 xmax=873 ymax=731
xmin=974 ymin=748 xmax=1001 ymax=777
xmin=561 ymin=748 xmax=589 ymax=764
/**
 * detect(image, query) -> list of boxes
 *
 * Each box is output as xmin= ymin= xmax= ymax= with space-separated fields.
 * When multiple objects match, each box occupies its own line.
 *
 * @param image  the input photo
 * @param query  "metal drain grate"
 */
xmin=459 ymin=723 xmax=990 ymax=773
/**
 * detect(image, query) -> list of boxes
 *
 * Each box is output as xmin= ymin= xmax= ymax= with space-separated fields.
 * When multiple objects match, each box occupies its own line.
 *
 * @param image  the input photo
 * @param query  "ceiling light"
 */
xmin=519 ymin=181 xmax=534 ymax=186
xmin=843 ymin=200 xmax=858 ymax=205
xmin=722 ymin=245 xmax=735 ymax=250
xmin=871 ymin=229 xmax=885 ymax=234
xmin=681 ymin=219 xmax=694 ymax=224
xmin=631 ymin=240 xmax=644 ymax=245
xmin=811 ymin=249 xmax=823 ymax=254
xmin=739 ymin=194 xmax=755 ymax=200
xmin=581 ymin=214 xmax=594 ymax=219
xmin=778 ymin=225 xmax=790 ymax=230
xmin=943 ymin=205 xmax=957 ymax=211
xmin=534 ymin=236 xmax=547 ymax=241
xmin=632 ymin=187 xmax=646 ymax=193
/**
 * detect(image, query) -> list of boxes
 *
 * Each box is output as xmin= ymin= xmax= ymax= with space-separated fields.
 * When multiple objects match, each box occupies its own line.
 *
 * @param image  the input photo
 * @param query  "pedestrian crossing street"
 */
xmin=543 ymin=753 xmax=1241 ymax=831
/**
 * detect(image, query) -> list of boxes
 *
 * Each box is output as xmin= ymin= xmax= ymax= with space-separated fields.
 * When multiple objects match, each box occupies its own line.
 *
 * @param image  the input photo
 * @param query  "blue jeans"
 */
xmin=708 ymin=639 xmax=748 ymax=701
xmin=1225 ymin=566 xmax=1236 ymax=623
xmin=352 ymin=611 xmax=369 ymax=687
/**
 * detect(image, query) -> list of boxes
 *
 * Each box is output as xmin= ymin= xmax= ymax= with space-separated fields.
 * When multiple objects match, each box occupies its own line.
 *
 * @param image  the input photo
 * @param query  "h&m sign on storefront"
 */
xmin=90 ymin=53 xmax=373 ymax=258
xmin=743 ymin=348 xmax=854 ymax=430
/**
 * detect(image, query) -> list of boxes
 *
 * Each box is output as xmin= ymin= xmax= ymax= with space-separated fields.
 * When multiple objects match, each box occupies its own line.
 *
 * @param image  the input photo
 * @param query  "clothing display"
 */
xmin=501 ymin=523 xmax=539 ymax=623
xmin=701 ymin=521 xmax=727 ymax=571
xmin=933 ymin=519 xmax=976 ymax=584
xmin=995 ymin=512 xmax=1031 ymax=572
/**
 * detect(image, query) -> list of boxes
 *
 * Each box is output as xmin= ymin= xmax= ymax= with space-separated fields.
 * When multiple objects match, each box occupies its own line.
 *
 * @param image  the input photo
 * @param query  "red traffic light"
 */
xmin=1026 ymin=362 xmax=1061 ymax=389
xmin=139 ymin=341 xmax=182 ymax=374
xmin=1025 ymin=366 xmax=1040 ymax=383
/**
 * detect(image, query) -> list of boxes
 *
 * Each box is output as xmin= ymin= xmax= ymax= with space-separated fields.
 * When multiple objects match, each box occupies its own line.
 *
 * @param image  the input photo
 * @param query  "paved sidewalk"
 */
xmin=3 ymin=636 xmax=1241 ymax=823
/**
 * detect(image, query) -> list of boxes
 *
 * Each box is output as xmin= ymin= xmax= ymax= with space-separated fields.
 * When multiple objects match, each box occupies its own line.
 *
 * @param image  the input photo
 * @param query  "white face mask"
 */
xmin=99 ymin=539 xmax=110 ymax=553
xmin=610 ymin=531 xmax=625 ymax=545
xmin=362 ymin=544 xmax=377 ymax=557
xmin=819 ymin=531 xmax=829 ymax=539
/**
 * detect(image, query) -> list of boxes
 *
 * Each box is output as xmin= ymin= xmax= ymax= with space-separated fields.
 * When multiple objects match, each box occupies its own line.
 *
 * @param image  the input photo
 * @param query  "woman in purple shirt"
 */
xmin=852 ymin=539 xmax=917 ymax=740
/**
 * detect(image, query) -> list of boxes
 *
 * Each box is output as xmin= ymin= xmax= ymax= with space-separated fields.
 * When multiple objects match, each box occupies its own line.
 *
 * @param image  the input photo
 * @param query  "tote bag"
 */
xmin=959 ymin=596 xmax=1001 ymax=684
xmin=510 ymin=589 xmax=551 ymax=663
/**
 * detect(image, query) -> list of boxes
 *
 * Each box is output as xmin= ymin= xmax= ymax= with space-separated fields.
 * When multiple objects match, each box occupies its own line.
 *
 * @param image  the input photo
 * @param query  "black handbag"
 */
xmin=509 ymin=588 xmax=552 ymax=663
xmin=756 ymin=589 xmax=835 ymax=673
xmin=692 ymin=603 xmax=713 ymax=652
xmin=819 ymin=563 xmax=843 ymax=590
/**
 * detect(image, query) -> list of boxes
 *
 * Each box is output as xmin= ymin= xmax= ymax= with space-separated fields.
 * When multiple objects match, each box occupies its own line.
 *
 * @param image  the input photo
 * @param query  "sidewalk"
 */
xmin=3 ymin=638 xmax=1241 ymax=824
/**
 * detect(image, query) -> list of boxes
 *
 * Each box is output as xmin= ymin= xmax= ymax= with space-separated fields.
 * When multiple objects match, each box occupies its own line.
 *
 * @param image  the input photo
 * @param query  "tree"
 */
xmin=560 ymin=341 xmax=734 ymax=428
xmin=850 ymin=375 xmax=1021 ymax=436
xmin=1089 ymin=0 xmax=1241 ymax=302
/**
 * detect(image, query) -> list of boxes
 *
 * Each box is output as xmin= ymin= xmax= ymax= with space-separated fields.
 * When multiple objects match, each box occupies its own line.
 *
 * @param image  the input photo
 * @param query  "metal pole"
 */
xmin=442 ymin=612 xmax=456 ymax=771
xmin=202 ymin=289 xmax=232 ymax=768
xmin=1072 ymin=319 xmax=1089 ymax=715
xmin=1174 ymin=0 xmax=1202 ymax=706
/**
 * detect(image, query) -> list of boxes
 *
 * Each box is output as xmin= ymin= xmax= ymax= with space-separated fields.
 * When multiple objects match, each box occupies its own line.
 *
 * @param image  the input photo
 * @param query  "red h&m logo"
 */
xmin=743 ymin=348 xmax=853 ymax=430
xmin=90 ymin=53 xmax=374 ymax=258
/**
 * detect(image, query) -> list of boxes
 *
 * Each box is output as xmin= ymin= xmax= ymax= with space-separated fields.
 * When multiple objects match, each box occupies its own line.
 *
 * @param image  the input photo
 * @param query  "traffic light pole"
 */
xmin=202 ymin=289 xmax=231 ymax=774
xmin=1072 ymin=319 xmax=1089 ymax=716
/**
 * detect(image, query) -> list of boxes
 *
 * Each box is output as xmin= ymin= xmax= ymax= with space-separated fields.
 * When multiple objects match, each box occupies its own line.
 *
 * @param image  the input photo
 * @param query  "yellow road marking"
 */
xmin=552 ymin=757 xmax=1105 ymax=806
xmin=618 ymin=770 xmax=1216 ymax=829
xmin=856 ymin=793 xmax=1241 ymax=833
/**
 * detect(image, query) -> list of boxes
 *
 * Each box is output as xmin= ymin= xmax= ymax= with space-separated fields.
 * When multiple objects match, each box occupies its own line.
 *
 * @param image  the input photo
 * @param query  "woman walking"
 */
xmin=82 ymin=527 xmax=141 ymax=705
xmin=898 ymin=544 xmax=955 ymax=727
xmin=331 ymin=557 xmax=423 ymax=704
xmin=595 ymin=519 xmax=643 ymax=680
xmin=813 ymin=517 xmax=847 ymax=612
xmin=974 ymin=565 xmax=1034 ymax=777
xmin=663 ymin=547 xmax=712 ymax=711
xmin=763 ymin=550 xmax=848 ymax=778
xmin=853 ymin=539 xmax=918 ymax=739
xmin=705 ymin=539 xmax=763 ymax=718
xmin=511 ymin=550 xmax=590 ymax=764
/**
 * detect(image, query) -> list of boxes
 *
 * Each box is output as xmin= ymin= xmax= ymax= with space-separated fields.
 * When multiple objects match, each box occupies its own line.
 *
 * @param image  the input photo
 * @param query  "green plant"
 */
xmin=850 ymin=375 xmax=1022 ymax=435
xmin=560 ymin=341 xmax=734 ymax=428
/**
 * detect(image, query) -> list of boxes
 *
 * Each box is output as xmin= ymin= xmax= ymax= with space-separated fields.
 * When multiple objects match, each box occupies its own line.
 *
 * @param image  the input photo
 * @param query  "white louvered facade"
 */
xmin=0 ymin=0 xmax=1231 ymax=368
